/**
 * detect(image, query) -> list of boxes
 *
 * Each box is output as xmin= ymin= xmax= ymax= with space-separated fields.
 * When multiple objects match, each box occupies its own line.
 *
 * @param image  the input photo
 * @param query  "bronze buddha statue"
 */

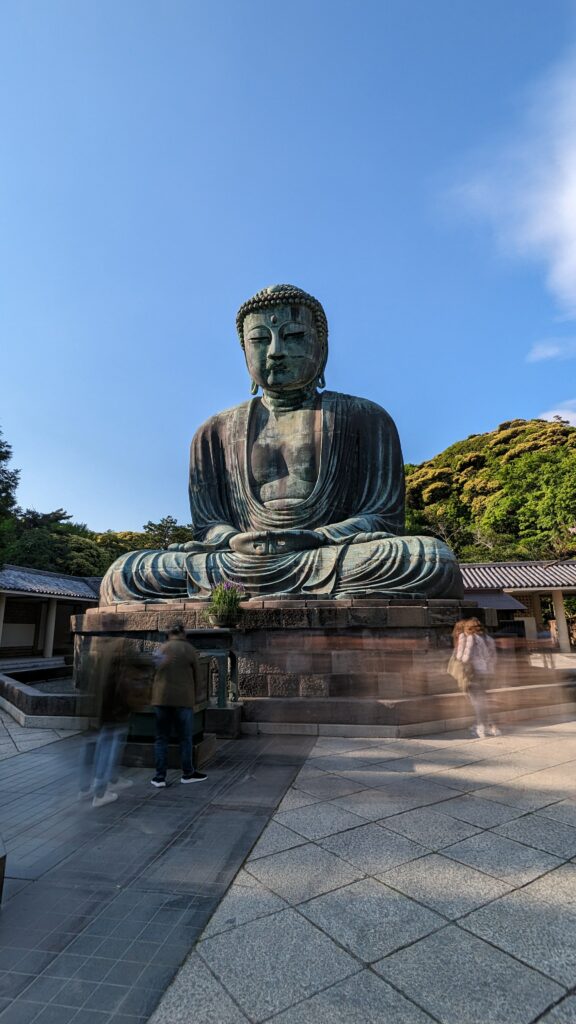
xmin=100 ymin=284 xmax=463 ymax=603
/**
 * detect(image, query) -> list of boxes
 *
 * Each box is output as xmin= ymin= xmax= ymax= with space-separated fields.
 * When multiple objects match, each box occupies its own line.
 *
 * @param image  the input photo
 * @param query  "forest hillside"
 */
xmin=405 ymin=417 xmax=576 ymax=562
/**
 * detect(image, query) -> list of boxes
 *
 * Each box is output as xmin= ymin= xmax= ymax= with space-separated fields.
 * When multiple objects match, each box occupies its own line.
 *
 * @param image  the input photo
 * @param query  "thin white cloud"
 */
xmin=526 ymin=337 xmax=576 ymax=362
xmin=456 ymin=51 xmax=576 ymax=317
xmin=539 ymin=398 xmax=576 ymax=426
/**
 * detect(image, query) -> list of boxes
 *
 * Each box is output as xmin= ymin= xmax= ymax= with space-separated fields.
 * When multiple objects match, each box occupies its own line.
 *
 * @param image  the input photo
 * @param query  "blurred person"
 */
xmin=452 ymin=618 xmax=467 ymax=647
xmin=150 ymin=623 xmax=207 ymax=788
xmin=80 ymin=616 xmax=154 ymax=807
xmin=456 ymin=617 xmax=501 ymax=739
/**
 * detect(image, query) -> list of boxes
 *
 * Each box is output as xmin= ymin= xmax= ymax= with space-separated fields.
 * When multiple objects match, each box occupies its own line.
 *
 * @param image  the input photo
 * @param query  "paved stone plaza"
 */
xmin=152 ymin=718 xmax=576 ymax=1024
xmin=1 ymin=716 xmax=576 ymax=1023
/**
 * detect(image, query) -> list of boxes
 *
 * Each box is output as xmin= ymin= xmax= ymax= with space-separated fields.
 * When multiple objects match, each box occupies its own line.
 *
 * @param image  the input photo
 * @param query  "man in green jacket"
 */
xmin=151 ymin=624 xmax=207 ymax=787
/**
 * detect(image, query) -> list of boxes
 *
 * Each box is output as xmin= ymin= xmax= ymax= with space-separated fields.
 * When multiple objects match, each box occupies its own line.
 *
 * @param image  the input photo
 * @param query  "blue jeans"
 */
xmin=154 ymin=706 xmax=194 ymax=777
xmin=81 ymin=724 xmax=128 ymax=797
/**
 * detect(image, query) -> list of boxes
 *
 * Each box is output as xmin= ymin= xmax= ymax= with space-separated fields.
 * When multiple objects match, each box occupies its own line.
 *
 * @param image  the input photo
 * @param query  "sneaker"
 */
xmin=181 ymin=771 xmax=207 ymax=784
xmin=475 ymin=725 xmax=486 ymax=739
xmin=92 ymin=791 xmax=119 ymax=808
xmin=111 ymin=777 xmax=134 ymax=790
xmin=151 ymin=775 xmax=167 ymax=788
xmin=487 ymin=725 xmax=502 ymax=736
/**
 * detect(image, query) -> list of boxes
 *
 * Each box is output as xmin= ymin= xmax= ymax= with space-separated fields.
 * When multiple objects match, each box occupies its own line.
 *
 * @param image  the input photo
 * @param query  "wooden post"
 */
xmin=0 ymin=594 xmax=5 ymax=650
xmin=552 ymin=589 xmax=571 ymax=654
xmin=43 ymin=598 xmax=58 ymax=658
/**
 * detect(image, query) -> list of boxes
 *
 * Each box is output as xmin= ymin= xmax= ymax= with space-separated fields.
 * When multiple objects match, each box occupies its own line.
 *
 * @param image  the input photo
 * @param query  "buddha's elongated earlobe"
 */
xmin=317 ymin=372 xmax=326 ymax=389
xmin=250 ymin=379 xmax=259 ymax=396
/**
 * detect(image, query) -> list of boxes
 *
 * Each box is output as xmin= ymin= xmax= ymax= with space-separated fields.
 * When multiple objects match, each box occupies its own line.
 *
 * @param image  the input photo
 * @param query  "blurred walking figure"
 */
xmin=151 ymin=623 xmax=207 ymax=788
xmin=80 ymin=616 xmax=154 ymax=807
xmin=456 ymin=617 xmax=501 ymax=739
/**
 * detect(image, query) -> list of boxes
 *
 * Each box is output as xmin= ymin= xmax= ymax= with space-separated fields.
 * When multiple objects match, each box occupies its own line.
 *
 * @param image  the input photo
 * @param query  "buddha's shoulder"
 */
xmin=322 ymin=390 xmax=397 ymax=424
xmin=191 ymin=400 xmax=253 ymax=440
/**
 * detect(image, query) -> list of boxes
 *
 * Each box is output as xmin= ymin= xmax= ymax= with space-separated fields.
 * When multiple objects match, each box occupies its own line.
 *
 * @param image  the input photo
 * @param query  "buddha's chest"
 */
xmin=248 ymin=407 xmax=321 ymax=506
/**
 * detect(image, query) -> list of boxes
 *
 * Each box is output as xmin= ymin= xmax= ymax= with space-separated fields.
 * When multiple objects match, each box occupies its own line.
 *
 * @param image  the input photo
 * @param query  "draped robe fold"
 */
xmin=100 ymin=392 xmax=463 ymax=603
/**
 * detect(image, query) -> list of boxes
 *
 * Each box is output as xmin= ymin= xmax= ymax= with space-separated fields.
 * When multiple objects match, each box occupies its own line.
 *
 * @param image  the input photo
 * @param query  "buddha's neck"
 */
xmin=261 ymin=385 xmax=318 ymax=413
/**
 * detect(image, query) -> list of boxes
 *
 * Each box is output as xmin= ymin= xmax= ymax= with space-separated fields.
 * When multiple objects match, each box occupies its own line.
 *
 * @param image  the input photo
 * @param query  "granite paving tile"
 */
xmin=309 ymin=738 xmax=378 ymax=757
xmin=462 ymin=888 xmax=576 ymax=986
xmin=274 ymin=787 xmax=322 ymax=811
xmin=246 ymin=820 xmax=307 ymax=860
xmin=269 ymin=969 xmax=433 ymax=1023
xmin=443 ymin=831 xmax=562 ymax=885
xmin=299 ymin=877 xmax=443 ymax=961
xmin=428 ymin=759 xmax=529 ymax=791
xmin=202 ymin=875 xmax=288 ymax=937
xmin=274 ymin=800 xmax=366 ymax=840
xmin=536 ymin=800 xmax=576 ymax=830
xmin=539 ymin=997 xmax=576 ymax=1023
xmin=477 ymin=780 xmax=566 ymax=811
xmin=330 ymin=778 xmax=457 ymax=819
xmin=244 ymin=841 xmax=363 ymax=904
xmin=380 ymin=806 xmax=482 ymax=849
xmin=374 ymin=924 xmax=564 ymax=1024
xmin=379 ymin=853 xmax=514 ymax=918
xmin=291 ymin=772 xmax=365 ymax=800
xmin=329 ymin=787 xmax=419 ymax=821
xmin=148 ymin=952 xmax=245 ymax=1022
xmin=435 ymin=793 xmax=526 ymax=828
xmin=197 ymin=908 xmax=358 ymax=1022
xmin=310 ymin=754 xmax=387 ymax=773
xmin=520 ymin=862 xmax=576 ymax=907
xmin=328 ymin=766 xmax=415 ymax=789
xmin=320 ymin=822 xmax=425 ymax=875
xmin=493 ymin=812 xmax=576 ymax=858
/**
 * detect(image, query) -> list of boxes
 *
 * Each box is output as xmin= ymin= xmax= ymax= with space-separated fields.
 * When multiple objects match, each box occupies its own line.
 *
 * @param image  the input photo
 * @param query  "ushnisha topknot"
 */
xmin=236 ymin=284 xmax=328 ymax=350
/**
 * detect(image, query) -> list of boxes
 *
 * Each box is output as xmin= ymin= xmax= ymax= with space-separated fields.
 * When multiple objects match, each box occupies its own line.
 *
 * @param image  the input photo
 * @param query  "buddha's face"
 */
xmin=243 ymin=305 xmax=324 ymax=392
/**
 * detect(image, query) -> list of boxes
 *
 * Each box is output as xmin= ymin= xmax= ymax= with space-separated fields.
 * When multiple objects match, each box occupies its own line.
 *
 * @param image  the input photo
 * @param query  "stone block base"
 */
xmin=205 ymin=704 xmax=243 ymax=738
xmin=72 ymin=599 xmax=568 ymax=738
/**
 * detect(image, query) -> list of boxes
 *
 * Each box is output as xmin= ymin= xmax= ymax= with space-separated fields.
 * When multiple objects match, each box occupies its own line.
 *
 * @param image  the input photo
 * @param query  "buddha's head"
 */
xmin=236 ymin=284 xmax=328 ymax=394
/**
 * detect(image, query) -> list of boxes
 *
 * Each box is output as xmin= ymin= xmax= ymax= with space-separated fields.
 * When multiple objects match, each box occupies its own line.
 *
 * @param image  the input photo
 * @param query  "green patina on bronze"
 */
xmin=101 ymin=284 xmax=463 ymax=602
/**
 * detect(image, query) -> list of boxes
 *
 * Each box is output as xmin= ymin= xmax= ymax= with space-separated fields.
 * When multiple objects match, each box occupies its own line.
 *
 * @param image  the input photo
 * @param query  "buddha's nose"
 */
xmin=268 ymin=330 xmax=286 ymax=359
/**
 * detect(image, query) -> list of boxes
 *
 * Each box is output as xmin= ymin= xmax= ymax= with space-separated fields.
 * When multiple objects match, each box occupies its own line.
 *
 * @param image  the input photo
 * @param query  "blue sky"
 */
xmin=2 ymin=0 xmax=576 ymax=531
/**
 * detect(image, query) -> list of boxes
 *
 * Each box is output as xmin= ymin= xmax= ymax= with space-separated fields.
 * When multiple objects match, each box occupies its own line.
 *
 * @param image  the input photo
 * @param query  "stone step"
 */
xmin=0 ymin=656 xmax=66 ymax=672
xmin=241 ymin=681 xmax=574 ymax=729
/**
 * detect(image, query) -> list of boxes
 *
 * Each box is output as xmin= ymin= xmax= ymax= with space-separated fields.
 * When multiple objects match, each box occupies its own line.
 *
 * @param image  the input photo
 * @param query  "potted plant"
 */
xmin=207 ymin=581 xmax=246 ymax=627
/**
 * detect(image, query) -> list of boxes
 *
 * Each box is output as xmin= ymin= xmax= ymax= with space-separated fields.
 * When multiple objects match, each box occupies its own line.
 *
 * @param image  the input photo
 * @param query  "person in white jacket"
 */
xmin=456 ymin=617 xmax=501 ymax=739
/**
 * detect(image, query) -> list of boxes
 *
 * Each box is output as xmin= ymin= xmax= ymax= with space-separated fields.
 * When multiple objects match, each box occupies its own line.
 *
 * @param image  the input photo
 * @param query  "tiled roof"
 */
xmin=0 ymin=565 xmax=100 ymax=600
xmin=466 ymin=592 xmax=527 ymax=610
xmin=461 ymin=561 xmax=576 ymax=592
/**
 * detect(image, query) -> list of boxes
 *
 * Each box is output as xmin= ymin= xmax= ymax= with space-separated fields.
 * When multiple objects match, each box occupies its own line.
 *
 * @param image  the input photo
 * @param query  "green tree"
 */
xmin=0 ymin=428 xmax=19 ymax=518
xmin=141 ymin=516 xmax=194 ymax=549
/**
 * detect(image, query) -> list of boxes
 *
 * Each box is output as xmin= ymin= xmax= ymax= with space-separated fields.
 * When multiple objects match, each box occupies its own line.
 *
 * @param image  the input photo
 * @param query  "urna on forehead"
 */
xmin=244 ymin=304 xmax=314 ymax=327
xmin=236 ymin=283 xmax=328 ymax=348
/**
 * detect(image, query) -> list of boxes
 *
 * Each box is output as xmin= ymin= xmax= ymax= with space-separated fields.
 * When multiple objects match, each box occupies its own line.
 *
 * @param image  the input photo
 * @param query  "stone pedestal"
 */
xmin=72 ymin=599 xmax=569 ymax=739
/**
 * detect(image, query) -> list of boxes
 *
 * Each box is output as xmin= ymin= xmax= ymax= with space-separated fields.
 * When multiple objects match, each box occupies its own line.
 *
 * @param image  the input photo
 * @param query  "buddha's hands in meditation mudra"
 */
xmin=230 ymin=529 xmax=325 ymax=555
xmin=167 ymin=532 xmax=325 ymax=555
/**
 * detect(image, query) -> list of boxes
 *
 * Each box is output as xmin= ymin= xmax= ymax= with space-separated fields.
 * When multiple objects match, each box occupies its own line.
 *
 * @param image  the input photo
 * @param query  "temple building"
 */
xmin=0 ymin=565 xmax=99 ymax=660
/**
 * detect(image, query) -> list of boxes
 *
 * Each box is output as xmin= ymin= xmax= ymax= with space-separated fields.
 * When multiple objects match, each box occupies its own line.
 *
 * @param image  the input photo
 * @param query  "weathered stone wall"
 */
xmin=73 ymin=597 xmax=469 ymax=701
